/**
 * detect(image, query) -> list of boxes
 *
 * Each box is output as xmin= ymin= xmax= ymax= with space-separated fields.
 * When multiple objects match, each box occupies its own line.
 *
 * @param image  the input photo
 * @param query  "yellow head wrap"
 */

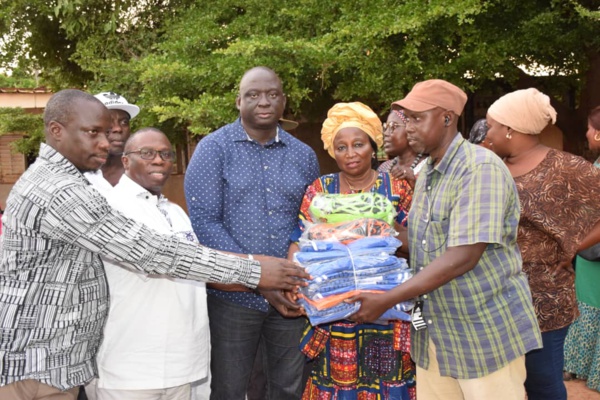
xmin=487 ymin=88 xmax=557 ymax=135
xmin=321 ymin=102 xmax=383 ymax=158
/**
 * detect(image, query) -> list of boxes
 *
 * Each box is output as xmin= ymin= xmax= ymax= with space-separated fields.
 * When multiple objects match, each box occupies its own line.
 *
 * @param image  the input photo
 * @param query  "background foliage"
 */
xmin=0 ymin=0 xmax=598 ymax=155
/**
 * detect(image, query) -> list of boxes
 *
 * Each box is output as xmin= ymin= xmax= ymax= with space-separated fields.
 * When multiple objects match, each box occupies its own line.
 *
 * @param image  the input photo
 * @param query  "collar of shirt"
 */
xmin=114 ymin=174 xmax=167 ymax=206
xmin=231 ymin=118 xmax=283 ymax=145
xmin=427 ymin=133 xmax=465 ymax=176
xmin=39 ymin=143 xmax=85 ymax=178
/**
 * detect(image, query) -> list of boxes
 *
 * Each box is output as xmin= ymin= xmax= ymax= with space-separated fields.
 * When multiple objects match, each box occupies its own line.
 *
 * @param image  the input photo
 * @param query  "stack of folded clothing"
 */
xmin=295 ymin=235 xmax=413 ymax=326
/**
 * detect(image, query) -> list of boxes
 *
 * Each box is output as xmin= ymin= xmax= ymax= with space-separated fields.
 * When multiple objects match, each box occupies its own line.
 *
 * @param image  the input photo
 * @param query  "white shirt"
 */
xmin=95 ymin=174 xmax=209 ymax=390
xmin=84 ymin=169 xmax=115 ymax=198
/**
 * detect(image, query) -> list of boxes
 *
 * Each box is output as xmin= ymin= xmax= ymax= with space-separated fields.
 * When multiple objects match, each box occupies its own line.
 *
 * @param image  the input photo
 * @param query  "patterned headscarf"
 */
xmin=392 ymin=109 xmax=409 ymax=124
xmin=487 ymin=88 xmax=557 ymax=135
xmin=468 ymin=119 xmax=488 ymax=144
xmin=321 ymin=102 xmax=383 ymax=158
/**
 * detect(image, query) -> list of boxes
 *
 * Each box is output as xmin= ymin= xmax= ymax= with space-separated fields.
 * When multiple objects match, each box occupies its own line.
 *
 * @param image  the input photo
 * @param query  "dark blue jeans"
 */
xmin=207 ymin=295 xmax=305 ymax=400
xmin=525 ymin=325 xmax=569 ymax=400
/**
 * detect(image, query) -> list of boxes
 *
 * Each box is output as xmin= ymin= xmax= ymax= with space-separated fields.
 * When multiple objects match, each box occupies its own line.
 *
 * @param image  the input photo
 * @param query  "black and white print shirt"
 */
xmin=0 ymin=143 xmax=260 ymax=390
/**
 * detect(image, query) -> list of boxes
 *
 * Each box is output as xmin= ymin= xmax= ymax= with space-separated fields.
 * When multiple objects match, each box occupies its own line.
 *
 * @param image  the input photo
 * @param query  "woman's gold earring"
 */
xmin=594 ymin=131 xmax=600 ymax=142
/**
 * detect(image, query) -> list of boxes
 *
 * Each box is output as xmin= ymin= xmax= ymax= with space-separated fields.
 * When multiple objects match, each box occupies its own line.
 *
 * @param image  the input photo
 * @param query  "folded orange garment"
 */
xmin=298 ymin=289 xmax=386 ymax=310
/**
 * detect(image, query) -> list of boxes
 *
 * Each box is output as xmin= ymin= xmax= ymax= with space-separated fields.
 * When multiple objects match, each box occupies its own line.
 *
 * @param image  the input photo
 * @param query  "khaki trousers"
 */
xmin=417 ymin=339 xmax=526 ymax=400
xmin=85 ymin=379 xmax=191 ymax=400
xmin=0 ymin=380 xmax=79 ymax=400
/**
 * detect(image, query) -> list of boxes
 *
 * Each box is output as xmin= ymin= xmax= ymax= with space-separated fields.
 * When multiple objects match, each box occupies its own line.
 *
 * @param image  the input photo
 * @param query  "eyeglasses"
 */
xmin=383 ymin=122 xmax=405 ymax=132
xmin=124 ymin=148 xmax=175 ymax=161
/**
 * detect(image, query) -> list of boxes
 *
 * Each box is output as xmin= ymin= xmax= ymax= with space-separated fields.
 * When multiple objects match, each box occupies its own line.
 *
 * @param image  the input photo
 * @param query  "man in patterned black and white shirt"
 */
xmin=0 ymin=89 xmax=308 ymax=399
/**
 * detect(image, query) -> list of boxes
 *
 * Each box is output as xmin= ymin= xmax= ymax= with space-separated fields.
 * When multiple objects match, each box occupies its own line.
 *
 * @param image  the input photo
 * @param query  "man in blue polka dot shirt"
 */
xmin=185 ymin=66 xmax=320 ymax=400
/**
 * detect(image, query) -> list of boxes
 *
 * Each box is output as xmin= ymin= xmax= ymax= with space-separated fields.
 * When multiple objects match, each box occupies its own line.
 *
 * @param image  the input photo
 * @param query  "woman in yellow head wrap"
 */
xmin=288 ymin=102 xmax=416 ymax=400
xmin=485 ymin=89 xmax=600 ymax=400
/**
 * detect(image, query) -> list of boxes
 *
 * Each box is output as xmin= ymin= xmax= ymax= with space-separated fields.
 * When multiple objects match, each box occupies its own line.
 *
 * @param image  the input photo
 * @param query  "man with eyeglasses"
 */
xmin=0 ymin=89 xmax=309 ymax=399
xmin=85 ymin=91 xmax=140 ymax=195
xmin=85 ymin=127 xmax=210 ymax=400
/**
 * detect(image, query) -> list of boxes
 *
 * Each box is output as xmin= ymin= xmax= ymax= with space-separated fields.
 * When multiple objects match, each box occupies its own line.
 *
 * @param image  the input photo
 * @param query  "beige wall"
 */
xmin=0 ymin=91 xmax=51 ymax=109
xmin=0 ymin=184 xmax=11 ymax=208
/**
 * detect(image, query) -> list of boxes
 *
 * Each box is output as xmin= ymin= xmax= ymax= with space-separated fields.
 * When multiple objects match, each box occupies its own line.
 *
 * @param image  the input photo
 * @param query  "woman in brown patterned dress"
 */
xmin=485 ymin=88 xmax=600 ymax=400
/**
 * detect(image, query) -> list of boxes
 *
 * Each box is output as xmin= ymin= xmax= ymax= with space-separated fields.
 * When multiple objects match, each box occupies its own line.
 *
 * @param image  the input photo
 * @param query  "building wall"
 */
xmin=0 ymin=91 xmax=52 ymax=109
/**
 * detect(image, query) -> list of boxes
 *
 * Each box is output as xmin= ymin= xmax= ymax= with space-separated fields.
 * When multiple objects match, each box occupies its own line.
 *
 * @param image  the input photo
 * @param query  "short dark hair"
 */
xmin=589 ymin=106 xmax=600 ymax=131
xmin=124 ymin=127 xmax=168 ymax=153
xmin=43 ymin=89 xmax=102 ymax=127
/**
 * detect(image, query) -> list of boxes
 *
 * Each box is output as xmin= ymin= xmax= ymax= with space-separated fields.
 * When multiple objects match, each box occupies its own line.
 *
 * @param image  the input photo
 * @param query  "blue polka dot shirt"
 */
xmin=185 ymin=118 xmax=320 ymax=311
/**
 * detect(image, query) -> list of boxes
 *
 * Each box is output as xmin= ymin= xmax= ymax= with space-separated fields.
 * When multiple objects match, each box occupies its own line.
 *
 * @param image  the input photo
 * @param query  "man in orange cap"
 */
xmin=349 ymin=79 xmax=542 ymax=400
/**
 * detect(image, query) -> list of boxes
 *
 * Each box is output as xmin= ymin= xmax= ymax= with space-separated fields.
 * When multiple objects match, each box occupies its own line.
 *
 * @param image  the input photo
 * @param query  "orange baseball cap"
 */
xmin=393 ymin=79 xmax=467 ymax=116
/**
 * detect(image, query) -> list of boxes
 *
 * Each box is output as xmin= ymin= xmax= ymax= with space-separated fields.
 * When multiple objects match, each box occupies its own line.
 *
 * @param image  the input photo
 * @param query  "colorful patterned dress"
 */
xmin=564 ymin=157 xmax=600 ymax=392
xmin=295 ymin=171 xmax=416 ymax=400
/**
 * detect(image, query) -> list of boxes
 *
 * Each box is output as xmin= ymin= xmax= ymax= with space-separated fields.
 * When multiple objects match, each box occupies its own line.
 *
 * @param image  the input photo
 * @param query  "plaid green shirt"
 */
xmin=408 ymin=134 xmax=542 ymax=379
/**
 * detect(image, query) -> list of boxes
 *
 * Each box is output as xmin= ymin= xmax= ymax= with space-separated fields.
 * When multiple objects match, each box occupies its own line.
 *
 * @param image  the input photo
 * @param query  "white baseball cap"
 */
xmin=94 ymin=92 xmax=140 ymax=119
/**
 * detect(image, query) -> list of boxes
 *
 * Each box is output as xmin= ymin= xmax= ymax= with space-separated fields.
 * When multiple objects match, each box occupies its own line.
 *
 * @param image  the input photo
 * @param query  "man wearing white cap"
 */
xmin=85 ymin=92 xmax=140 ymax=195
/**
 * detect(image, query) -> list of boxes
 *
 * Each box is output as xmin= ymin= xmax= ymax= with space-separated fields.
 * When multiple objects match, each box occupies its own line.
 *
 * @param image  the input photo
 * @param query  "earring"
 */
xmin=372 ymin=152 xmax=376 ymax=158
xmin=594 ymin=131 xmax=600 ymax=142
xmin=506 ymin=132 xmax=512 ymax=139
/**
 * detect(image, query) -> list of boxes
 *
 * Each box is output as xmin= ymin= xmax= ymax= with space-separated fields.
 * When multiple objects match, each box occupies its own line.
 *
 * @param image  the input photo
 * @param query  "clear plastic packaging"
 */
xmin=295 ymin=236 xmax=413 ymax=326
xmin=299 ymin=217 xmax=398 ymax=245
xmin=308 ymin=192 xmax=397 ymax=225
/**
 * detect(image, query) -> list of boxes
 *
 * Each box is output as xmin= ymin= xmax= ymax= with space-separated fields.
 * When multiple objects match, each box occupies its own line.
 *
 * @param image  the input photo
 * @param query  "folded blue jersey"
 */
xmin=296 ymin=235 xmax=414 ymax=326
xmin=298 ymin=297 xmax=413 ymax=326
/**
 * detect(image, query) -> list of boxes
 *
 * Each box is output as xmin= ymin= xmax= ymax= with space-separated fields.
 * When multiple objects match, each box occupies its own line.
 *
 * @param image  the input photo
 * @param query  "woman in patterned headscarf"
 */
xmin=289 ymin=102 xmax=416 ymax=400
xmin=486 ymin=89 xmax=600 ymax=400
xmin=379 ymin=106 xmax=426 ymax=189
xmin=468 ymin=118 xmax=492 ymax=150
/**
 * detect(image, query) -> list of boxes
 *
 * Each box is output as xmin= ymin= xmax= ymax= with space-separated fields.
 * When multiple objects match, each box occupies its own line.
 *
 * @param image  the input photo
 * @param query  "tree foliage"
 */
xmin=0 ymin=69 xmax=38 ymax=88
xmin=0 ymin=108 xmax=44 ymax=156
xmin=0 ymin=0 xmax=598 ymax=146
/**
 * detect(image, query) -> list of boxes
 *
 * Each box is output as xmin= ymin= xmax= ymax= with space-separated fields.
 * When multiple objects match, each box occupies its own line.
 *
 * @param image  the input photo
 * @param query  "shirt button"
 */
xmin=427 ymin=319 xmax=433 ymax=324
xmin=264 ymin=165 xmax=268 ymax=170
xmin=423 ymin=216 xmax=428 ymax=222
xmin=268 ymin=211 xmax=273 ymax=215
xmin=423 ymin=294 xmax=428 ymax=299
xmin=422 ymin=239 xmax=426 ymax=245
xmin=270 ymin=235 xmax=277 ymax=239
xmin=427 ymin=186 xmax=431 ymax=190
xmin=266 ymin=188 xmax=271 ymax=192
xmin=419 ymin=267 xmax=424 ymax=271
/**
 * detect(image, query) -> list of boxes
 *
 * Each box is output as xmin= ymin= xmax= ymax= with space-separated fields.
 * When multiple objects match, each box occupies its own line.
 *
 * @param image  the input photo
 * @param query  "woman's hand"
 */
xmin=552 ymin=258 xmax=574 ymax=277
xmin=389 ymin=163 xmax=416 ymax=187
